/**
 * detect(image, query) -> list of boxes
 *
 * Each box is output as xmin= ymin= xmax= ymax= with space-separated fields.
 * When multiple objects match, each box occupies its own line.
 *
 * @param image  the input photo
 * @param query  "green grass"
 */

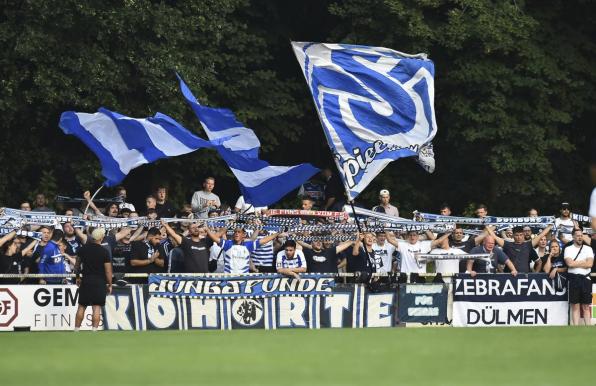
xmin=1 ymin=327 xmax=595 ymax=386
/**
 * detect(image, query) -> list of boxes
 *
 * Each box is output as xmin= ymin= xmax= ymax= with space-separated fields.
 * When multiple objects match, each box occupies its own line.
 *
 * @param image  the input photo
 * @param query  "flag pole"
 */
xmin=84 ymin=185 xmax=104 ymax=215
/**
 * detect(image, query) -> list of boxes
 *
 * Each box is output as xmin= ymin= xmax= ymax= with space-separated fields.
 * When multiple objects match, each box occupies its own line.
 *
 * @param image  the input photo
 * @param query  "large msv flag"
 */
xmin=292 ymin=42 xmax=437 ymax=201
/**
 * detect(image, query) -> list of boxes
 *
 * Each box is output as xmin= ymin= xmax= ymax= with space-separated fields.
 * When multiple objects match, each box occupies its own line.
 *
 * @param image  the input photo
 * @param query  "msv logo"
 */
xmin=295 ymin=43 xmax=437 ymax=196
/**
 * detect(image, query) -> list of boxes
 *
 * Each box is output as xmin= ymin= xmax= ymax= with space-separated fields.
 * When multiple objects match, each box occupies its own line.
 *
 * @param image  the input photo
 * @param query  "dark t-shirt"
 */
xmin=156 ymin=201 xmax=177 ymax=219
xmin=79 ymin=243 xmax=110 ymax=277
xmin=0 ymin=253 xmax=27 ymax=284
xmin=129 ymin=240 xmax=164 ymax=274
xmin=112 ymin=240 xmax=132 ymax=273
xmin=65 ymin=236 xmax=84 ymax=257
xmin=304 ymin=248 xmax=338 ymax=273
xmin=469 ymin=245 xmax=509 ymax=273
xmin=347 ymin=247 xmax=375 ymax=273
xmin=180 ymin=237 xmax=213 ymax=273
xmin=502 ymin=240 xmax=539 ymax=273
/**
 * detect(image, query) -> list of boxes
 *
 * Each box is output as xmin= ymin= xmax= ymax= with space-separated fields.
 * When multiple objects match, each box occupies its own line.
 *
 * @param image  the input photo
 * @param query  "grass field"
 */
xmin=1 ymin=327 xmax=595 ymax=386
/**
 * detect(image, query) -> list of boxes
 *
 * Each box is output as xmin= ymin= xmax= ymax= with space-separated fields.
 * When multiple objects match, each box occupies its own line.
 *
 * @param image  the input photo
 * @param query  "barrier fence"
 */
xmin=1 ymin=273 xmax=595 ymax=331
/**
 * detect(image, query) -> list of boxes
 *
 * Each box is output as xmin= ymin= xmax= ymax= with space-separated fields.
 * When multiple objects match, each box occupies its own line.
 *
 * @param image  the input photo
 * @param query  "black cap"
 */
xmin=561 ymin=202 xmax=571 ymax=209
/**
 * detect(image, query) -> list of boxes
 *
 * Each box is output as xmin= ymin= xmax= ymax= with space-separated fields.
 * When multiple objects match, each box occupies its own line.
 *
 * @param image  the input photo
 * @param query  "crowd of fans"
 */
xmin=1 ymin=171 xmax=595 ymax=324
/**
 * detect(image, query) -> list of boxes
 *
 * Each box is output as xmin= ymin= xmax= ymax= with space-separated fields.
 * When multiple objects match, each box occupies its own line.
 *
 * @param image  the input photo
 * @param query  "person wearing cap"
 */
xmin=372 ymin=189 xmax=399 ymax=217
xmin=554 ymin=202 xmax=574 ymax=244
xmin=74 ymin=228 xmax=112 ymax=332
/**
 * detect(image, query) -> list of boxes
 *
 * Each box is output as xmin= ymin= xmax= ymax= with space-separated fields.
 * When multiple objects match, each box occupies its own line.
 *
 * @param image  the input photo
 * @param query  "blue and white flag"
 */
xmin=59 ymin=108 xmax=214 ymax=187
xmin=292 ymin=42 xmax=438 ymax=201
xmin=176 ymin=75 xmax=319 ymax=207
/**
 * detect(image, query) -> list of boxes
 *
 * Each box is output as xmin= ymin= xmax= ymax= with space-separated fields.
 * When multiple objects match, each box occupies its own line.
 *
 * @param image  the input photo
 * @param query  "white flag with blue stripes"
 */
xmin=59 ymin=108 xmax=214 ymax=187
xmin=177 ymin=74 xmax=319 ymax=207
xmin=292 ymin=42 xmax=438 ymax=201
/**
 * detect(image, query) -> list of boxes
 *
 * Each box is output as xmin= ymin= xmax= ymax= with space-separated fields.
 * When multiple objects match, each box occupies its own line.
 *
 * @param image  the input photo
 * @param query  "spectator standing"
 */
xmin=206 ymin=227 xmax=281 ymax=274
xmin=155 ymin=186 xmax=176 ymax=218
xmin=543 ymin=240 xmax=566 ymax=280
xmin=19 ymin=202 xmax=31 ymax=211
xmin=429 ymin=235 xmax=466 ymax=276
xmin=386 ymin=231 xmax=448 ymax=282
xmin=38 ymin=229 xmax=66 ymax=284
xmin=372 ymin=189 xmax=399 ymax=217
xmin=564 ymin=229 xmax=594 ymax=325
xmin=466 ymin=236 xmax=517 ymax=276
xmin=32 ymin=193 xmax=52 ymax=212
xmin=555 ymin=202 xmax=574 ymax=244
xmin=74 ymin=228 xmax=112 ymax=332
xmin=116 ymin=186 xmax=136 ymax=212
xmin=129 ymin=228 xmax=165 ymax=274
xmin=488 ymin=225 xmax=552 ymax=273
xmin=162 ymin=221 xmax=213 ymax=273
xmin=300 ymin=239 xmax=354 ymax=274
xmin=297 ymin=176 xmax=325 ymax=209
xmin=191 ymin=177 xmax=221 ymax=218
xmin=275 ymin=240 xmax=307 ymax=279
xmin=371 ymin=232 xmax=398 ymax=273
xmin=0 ymin=231 xmax=36 ymax=284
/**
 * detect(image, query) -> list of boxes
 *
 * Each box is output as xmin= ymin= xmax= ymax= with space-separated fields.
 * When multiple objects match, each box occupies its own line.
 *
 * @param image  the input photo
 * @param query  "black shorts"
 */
xmin=79 ymin=275 xmax=108 ymax=307
xmin=568 ymin=274 xmax=592 ymax=305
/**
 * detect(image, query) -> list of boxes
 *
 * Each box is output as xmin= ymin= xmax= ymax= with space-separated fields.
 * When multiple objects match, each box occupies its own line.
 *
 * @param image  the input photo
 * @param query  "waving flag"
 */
xmin=59 ymin=108 xmax=214 ymax=187
xmin=292 ymin=42 xmax=438 ymax=201
xmin=176 ymin=74 xmax=319 ymax=207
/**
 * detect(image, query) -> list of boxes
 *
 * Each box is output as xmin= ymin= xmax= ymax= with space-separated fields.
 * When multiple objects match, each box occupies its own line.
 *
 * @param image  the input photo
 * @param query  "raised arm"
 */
xmin=258 ymin=231 xmax=284 ymax=246
xmin=352 ymin=232 xmax=362 ymax=256
xmin=161 ymin=220 xmax=182 ymax=245
xmin=486 ymin=226 xmax=505 ymax=247
xmin=205 ymin=227 xmax=224 ymax=244
xmin=129 ymin=225 xmax=146 ymax=242
xmin=532 ymin=225 xmax=553 ymax=248
xmin=385 ymin=231 xmax=400 ymax=249
xmin=0 ymin=230 xmax=16 ymax=247
xmin=83 ymin=190 xmax=103 ymax=216
xmin=20 ymin=239 xmax=38 ymax=257
xmin=335 ymin=239 xmax=355 ymax=254
xmin=114 ymin=227 xmax=132 ymax=242
xmin=74 ymin=226 xmax=88 ymax=244
xmin=424 ymin=230 xmax=436 ymax=241
xmin=430 ymin=232 xmax=451 ymax=249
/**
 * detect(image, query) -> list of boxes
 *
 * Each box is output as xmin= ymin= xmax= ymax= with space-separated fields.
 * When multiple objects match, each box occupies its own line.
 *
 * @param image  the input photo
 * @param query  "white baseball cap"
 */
xmin=379 ymin=189 xmax=390 ymax=197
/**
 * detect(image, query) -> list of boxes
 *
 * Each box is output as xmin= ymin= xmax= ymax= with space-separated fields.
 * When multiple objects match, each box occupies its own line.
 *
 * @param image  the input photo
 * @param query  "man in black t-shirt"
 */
xmin=74 ymin=228 xmax=112 ymax=332
xmin=489 ymin=225 xmax=552 ymax=273
xmin=129 ymin=228 xmax=165 ymax=274
xmin=300 ymin=239 xmax=354 ymax=274
xmin=162 ymin=221 xmax=213 ymax=273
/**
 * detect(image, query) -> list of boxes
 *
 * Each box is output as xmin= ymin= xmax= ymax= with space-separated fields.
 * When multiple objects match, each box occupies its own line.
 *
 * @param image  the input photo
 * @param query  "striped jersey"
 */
xmin=251 ymin=237 xmax=274 ymax=267
xmin=275 ymin=250 xmax=307 ymax=270
xmin=220 ymin=239 xmax=258 ymax=274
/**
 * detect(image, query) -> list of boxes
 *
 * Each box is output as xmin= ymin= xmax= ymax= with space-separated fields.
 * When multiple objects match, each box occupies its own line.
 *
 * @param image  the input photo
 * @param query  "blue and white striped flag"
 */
xmin=176 ymin=74 xmax=319 ymax=207
xmin=292 ymin=42 xmax=438 ymax=201
xmin=59 ymin=108 xmax=214 ymax=187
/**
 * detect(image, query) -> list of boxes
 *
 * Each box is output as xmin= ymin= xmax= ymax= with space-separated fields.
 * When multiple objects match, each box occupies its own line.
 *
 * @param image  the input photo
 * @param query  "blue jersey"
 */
xmin=251 ymin=237 xmax=274 ymax=267
xmin=220 ymin=240 xmax=258 ymax=274
xmin=39 ymin=241 xmax=66 ymax=282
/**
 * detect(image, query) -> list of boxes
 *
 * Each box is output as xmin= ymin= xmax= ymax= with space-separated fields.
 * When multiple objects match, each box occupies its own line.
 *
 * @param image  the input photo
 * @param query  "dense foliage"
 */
xmin=1 ymin=0 xmax=594 ymax=215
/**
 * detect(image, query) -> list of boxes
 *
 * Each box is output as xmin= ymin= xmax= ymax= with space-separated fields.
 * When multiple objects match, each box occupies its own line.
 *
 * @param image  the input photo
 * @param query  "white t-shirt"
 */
xmin=398 ymin=240 xmax=432 ymax=274
xmin=429 ymin=247 xmax=466 ymax=274
xmin=234 ymin=196 xmax=267 ymax=215
xmin=564 ymin=244 xmax=594 ymax=276
xmin=209 ymin=243 xmax=224 ymax=273
xmin=589 ymin=187 xmax=596 ymax=218
xmin=275 ymin=250 xmax=306 ymax=270
xmin=554 ymin=217 xmax=574 ymax=242
xmin=372 ymin=242 xmax=396 ymax=273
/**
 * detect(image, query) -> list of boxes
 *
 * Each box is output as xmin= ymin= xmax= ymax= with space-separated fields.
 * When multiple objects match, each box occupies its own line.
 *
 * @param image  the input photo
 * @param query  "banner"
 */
xmin=147 ymin=274 xmax=336 ymax=299
xmin=103 ymin=283 xmax=398 ymax=330
xmin=414 ymin=211 xmax=555 ymax=225
xmin=452 ymin=274 xmax=568 ymax=327
xmin=0 ymin=286 xmax=96 ymax=331
xmin=398 ymin=284 xmax=448 ymax=323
